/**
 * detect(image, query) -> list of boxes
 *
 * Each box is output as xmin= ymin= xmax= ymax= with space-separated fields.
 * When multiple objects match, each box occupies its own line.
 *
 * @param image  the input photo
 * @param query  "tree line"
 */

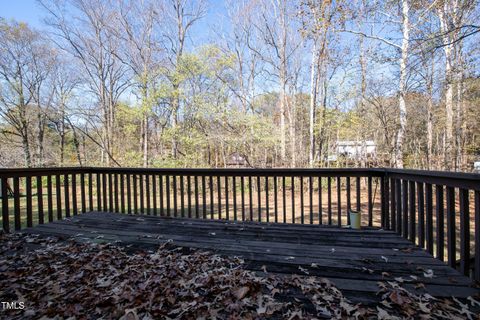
xmin=0 ymin=0 xmax=479 ymax=170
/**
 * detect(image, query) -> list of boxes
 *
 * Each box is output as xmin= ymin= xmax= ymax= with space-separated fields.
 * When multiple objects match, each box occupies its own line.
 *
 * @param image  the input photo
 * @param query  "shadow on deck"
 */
xmin=23 ymin=211 xmax=479 ymax=304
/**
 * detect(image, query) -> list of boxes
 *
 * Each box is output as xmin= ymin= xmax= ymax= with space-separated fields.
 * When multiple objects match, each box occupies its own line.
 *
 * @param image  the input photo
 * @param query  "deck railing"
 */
xmin=0 ymin=167 xmax=479 ymax=281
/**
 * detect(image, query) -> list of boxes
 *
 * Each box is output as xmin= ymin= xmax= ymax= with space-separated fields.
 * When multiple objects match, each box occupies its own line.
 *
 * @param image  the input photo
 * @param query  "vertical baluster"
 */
xmin=13 ymin=177 xmax=20 ymax=230
xmin=72 ymin=174 xmax=77 ymax=215
xmin=356 ymin=177 xmax=361 ymax=212
xmin=146 ymin=175 xmax=151 ymax=215
xmin=80 ymin=173 xmax=86 ymax=214
xmin=108 ymin=173 xmax=113 ymax=212
xmin=459 ymin=189 xmax=470 ymax=276
xmin=241 ymin=176 xmax=245 ymax=221
xmin=96 ymin=173 xmax=101 ymax=211
xmin=152 ymin=175 xmax=157 ymax=215
xmin=368 ymin=176 xmax=372 ymax=226
xmin=402 ymin=180 xmax=408 ymax=239
xmin=185 ymin=176 xmax=190 ymax=218
xmin=390 ymin=178 xmax=396 ymax=231
xmin=337 ymin=177 xmax=342 ymax=227
xmin=37 ymin=176 xmax=44 ymax=224
xmin=102 ymin=173 xmax=107 ymax=211
xmin=265 ymin=176 xmax=269 ymax=222
xmin=64 ymin=174 xmax=70 ymax=217
xmin=55 ymin=175 xmax=61 ymax=219
xmin=233 ymin=176 xmax=237 ymax=221
xmin=180 ymin=176 xmax=185 ymax=218
xmin=274 ymin=176 xmax=278 ymax=223
xmin=202 ymin=176 xmax=206 ymax=219
xmin=120 ymin=174 xmax=125 ymax=214
xmin=47 ymin=175 xmax=53 ymax=221
xmin=291 ymin=176 xmax=295 ymax=224
xmin=160 ymin=175 xmax=165 ymax=217
xmin=425 ymin=183 xmax=433 ymax=254
xmin=327 ymin=177 xmax=332 ymax=225
xmin=436 ymin=185 xmax=444 ymax=261
xmin=309 ymin=176 xmax=313 ymax=224
xmin=247 ymin=176 xmax=252 ymax=221
xmin=173 ymin=175 xmax=178 ymax=217
xmin=300 ymin=176 xmax=304 ymax=224
xmin=147 ymin=175 xmax=153 ymax=215
xmin=25 ymin=176 xmax=32 ymax=228
xmin=474 ymin=191 xmax=480 ymax=281
xmin=194 ymin=176 xmax=198 ymax=219
xmin=417 ymin=182 xmax=425 ymax=248
xmin=446 ymin=186 xmax=455 ymax=268
xmin=1 ymin=177 xmax=9 ymax=232
xmin=346 ymin=176 xmax=351 ymax=218
xmin=282 ymin=176 xmax=286 ymax=223
xmin=380 ymin=176 xmax=385 ymax=227
xmin=384 ymin=178 xmax=390 ymax=229
xmin=113 ymin=173 xmax=118 ymax=213
xmin=166 ymin=175 xmax=171 ymax=216
xmin=88 ymin=173 xmax=93 ymax=212
xmin=257 ymin=176 xmax=261 ymax=222
xmin=139 ymin=175 xmax=144 ymax=214
xmin=318 ymin=177 xmax=323 ymax=225
xmin=133 ymin=175 xmax=138 ymax=214
xmin=225 ymin=176 xmax=229 ymax=220
xmin=127 ymin=174 xmax=132 ymax=214
xmin=217 ymin=176 xmax=222 ymax=219
xmin=396 ymin=179 xmax=402 ymax=235
xmin=209 ymin=176 xmax=214 ymax=219
xmin=409 ymin=181 xmax=415 ymax=242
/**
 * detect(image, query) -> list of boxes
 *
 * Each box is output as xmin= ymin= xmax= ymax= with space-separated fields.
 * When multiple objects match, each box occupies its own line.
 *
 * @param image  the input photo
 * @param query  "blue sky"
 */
xmin=0 ymin=0 xmax=45 ymax=28
xmin=0 ymin=0 xmax=227 ymax=38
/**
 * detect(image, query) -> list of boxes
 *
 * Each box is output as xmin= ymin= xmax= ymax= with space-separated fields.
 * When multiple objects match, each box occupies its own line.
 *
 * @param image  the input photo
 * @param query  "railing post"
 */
xmin=475 ymin=191 xmax=480 ymax=281
xmin=380 ymin=174 xmax=386 ymax=229
xmin=2 ymin=177 xmax=9 ymax=232
xmin=384 ymin=178 xmax=390 ymax=229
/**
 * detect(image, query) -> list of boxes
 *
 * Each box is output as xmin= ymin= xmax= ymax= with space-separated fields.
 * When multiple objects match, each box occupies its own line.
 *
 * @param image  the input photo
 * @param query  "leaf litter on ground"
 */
xmin=0 ymin=232 xmax=479 ymax=319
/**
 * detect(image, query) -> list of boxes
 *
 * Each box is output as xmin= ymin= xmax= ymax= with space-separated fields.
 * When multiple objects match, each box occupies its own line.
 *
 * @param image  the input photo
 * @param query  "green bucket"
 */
xmin=349 ymin=210 xmax=361 ymax=229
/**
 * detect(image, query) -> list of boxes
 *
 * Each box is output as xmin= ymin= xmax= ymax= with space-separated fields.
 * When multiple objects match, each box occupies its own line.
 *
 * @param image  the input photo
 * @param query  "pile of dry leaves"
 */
xmin=0 ymin=233 xmax=478 ymax=319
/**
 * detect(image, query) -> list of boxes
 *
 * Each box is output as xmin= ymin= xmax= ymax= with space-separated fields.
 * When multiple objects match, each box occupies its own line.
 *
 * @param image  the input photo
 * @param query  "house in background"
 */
xmin=226 ymin=152 xmax=248 ymax=168
xmin=328 ymin=140 xmax=377 ymax=165
xmin=474 ymin=161 xmax=480 ymax=173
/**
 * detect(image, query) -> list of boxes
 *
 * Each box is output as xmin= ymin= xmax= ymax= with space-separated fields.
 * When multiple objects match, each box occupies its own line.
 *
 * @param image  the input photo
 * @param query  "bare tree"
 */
xmin=113 ymin=0 xmax=164 ymax=167
xmin=161 ymin=0 xmax=206 ymax=159
xmin=343 ymin=0 xmax=411 ymax=168
xmin=434 ymin=0 xmax=476 ymax=170
xmin=0 ymin=20 xmax=56 ymax=167
xmin=41 ymin=0 xmax=130 ymax=166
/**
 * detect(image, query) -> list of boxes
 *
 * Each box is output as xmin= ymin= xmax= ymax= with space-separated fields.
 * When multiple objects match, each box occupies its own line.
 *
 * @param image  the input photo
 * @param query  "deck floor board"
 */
xmin=22 ymin=211 xmax=479 ymax=304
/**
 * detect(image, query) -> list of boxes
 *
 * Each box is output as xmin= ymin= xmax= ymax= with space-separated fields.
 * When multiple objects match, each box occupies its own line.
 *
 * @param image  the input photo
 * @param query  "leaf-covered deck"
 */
xmin=24 ymin=211 xmax=479 ymax=304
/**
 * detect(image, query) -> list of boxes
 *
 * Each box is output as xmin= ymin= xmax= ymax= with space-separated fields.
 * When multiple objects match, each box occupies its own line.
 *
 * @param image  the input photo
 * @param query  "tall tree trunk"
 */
xmin=455 ymin=43 xmax=465 ymax=170
xmin=20 ymin=95 xmax=32 ymax=167
xmin=143 ymin=113 xmax=149 ymax=167
xmin=36 ymin=101 xmax=45 ymax=167
xmin=359 ymin=33 xmax=367 ymax=167
xmin=289 ymin=91 xmax=296 ymax=168
xmin=278 ymin=0 xmax=287 ymax=164
xmin=394 ymin=0 xmax=409 ymax=168
xmin=171 ymin=83 xmax=180 ymax=159
xmin=426 ymin=65 xmax=434 ymax=170
xmin=309 ymin=40 xmax=318 ymax=167
xmin=437 ymin=5 xmax=454 ymax=170
xmin=21 ymin=125 xmax=32 ymax=168
xmin=60 ymin=100 xmax=66 ymax=167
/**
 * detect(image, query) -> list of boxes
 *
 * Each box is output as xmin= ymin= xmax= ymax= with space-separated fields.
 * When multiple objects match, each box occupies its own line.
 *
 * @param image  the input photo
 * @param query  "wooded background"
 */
xmin=0 ymin=0 xmax=479 ymax=170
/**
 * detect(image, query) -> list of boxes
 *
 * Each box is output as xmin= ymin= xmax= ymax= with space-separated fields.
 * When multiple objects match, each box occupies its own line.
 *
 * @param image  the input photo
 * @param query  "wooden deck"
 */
xmin=23 ymin=212 xmax=479 ymax=304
